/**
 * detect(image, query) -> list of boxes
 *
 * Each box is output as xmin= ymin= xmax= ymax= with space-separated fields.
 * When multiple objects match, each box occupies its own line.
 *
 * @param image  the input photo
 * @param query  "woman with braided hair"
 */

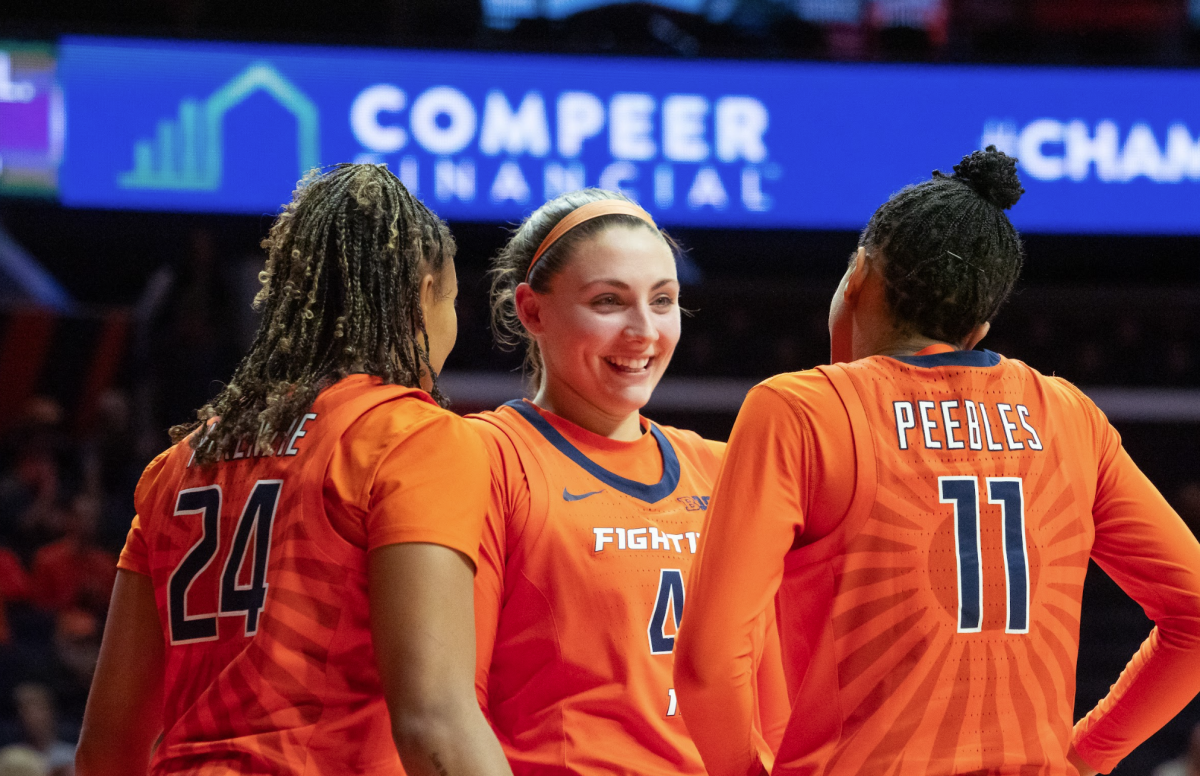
xmin=77 ymin=164 xmax=512 ymax=776
xmin=465 ymin=188 xmax=788 ymax=775
xmin=675 ymin=146 xmax=1200 ymax=776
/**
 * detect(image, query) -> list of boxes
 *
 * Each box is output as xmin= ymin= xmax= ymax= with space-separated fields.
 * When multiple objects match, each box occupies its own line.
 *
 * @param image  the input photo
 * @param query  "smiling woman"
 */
xmin=515 ymin=204 xmax=680 ymax=439
xmin=465 ymin=189 xmax=789 ymax=776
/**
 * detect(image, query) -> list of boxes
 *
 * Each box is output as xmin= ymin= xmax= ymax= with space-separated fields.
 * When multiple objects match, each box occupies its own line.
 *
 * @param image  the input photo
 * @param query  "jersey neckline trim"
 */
xmin=888 ymin=349 xmax=1002 ymax=368
xmin=504 ymin=399 xmax=681 ymax=503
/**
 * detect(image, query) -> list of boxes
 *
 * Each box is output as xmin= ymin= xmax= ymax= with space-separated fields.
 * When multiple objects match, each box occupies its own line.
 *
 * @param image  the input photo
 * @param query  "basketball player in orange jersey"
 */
xmin=467 ymin=188 xmax=789 ymax=775
xmin=75 ymin=165 xmax=512 ymax=776
xmin=674 ymin=148 xmax=1200 ymax=776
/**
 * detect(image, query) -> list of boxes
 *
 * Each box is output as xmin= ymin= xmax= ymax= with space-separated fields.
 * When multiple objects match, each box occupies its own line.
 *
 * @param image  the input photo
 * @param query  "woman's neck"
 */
xmin=874 ymin=333 xmax=956 ymax=358
xmin=858 ymin=322 xmax=961 ymax=360
xmin=532 ymin=379 xmax=644 ymax=442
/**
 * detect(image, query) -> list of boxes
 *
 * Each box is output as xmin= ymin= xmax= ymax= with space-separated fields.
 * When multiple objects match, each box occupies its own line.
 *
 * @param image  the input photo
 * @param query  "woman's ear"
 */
xmin=418 ymin=272 xmax=437 ymax=314
xmin=514 ymin=283 xmax=545 ymax=336
xmin=844 ymin=246 xmax=870 ymax=304
xmin=964 ymin=321 xmax=991 ymax=351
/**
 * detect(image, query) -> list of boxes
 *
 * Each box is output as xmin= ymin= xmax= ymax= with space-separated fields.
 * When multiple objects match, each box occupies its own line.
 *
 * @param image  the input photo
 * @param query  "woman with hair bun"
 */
xmin=468 ymin=188 xmax=788 ymax=775
xmin=675 ymin=148 xmax=1200 ymax=776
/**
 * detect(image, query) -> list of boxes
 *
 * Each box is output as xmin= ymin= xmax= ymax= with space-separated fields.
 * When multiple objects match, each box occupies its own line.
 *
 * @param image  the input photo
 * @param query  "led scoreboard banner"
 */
xmin=43 ymin=36 xmax=1200 ymax=233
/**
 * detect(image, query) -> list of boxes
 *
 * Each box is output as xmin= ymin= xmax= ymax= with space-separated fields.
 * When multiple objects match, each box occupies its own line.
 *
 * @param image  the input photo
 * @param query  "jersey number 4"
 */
xmin=167 ymin=481 xmax=282 ymax=645
xmin=648 ymin=568 xmax=685 ymax=654
xmin=939 ymin=476 xmax=1030 ymax=634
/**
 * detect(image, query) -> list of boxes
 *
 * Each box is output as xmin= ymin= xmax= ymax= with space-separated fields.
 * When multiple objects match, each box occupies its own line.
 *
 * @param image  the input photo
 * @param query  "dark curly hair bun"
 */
xmin=860 ymin=146 xmax=1026 ymax=344
xmin=951 ymin=145 xmax=1025 ymax=211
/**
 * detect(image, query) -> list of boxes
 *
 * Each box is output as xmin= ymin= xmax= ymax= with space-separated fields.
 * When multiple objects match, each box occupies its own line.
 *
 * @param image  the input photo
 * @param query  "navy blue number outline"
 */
xmin=988 ymin=478 xmax=1030 ymax=634
xmin=940 ymin=477 xmax=983 ymax=633
xmin=939 ymin=475 xmax=1030 ymax=634
xmin=166 ymin=480 xmax=282 ymax=645
xmin=219 ymin=480 xmax=282 ymax=636
xmin=167 ymin=486 xmax=223 ymax=645
xmin=648 ymin=568 xmax=685 ymax=654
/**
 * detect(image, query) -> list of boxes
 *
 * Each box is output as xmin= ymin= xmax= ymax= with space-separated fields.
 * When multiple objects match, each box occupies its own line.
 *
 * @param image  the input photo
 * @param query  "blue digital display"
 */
xmin=58 ymin=36 xmax=1200 ymax=233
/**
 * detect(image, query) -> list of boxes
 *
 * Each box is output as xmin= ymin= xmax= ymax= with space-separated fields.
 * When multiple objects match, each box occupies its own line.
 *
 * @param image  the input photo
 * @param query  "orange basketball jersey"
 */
xmin=468 ymin=400 xmax=782 ymax=776
xmin=119 ymin=376 xmax=487 ymax=775
xmin=680 ymin=348 xmax=1200 ymax=776
xmin=770 ymin=350 xmax=1116 ymax=774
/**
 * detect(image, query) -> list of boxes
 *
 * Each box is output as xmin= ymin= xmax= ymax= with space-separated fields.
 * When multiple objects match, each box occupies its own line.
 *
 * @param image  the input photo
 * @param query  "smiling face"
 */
xmin=518 ymin=225 xmax=680 ymax=427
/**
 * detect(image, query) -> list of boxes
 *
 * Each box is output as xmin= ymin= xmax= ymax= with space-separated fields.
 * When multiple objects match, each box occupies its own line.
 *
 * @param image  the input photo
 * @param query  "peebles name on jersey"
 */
xmin=892 ymin=398 xmax=1043 ymax=452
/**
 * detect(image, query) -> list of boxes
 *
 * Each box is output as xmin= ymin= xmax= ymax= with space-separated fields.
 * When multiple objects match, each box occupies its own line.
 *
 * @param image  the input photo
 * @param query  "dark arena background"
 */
xmin=3 ymin=1 xmax=1200 ymax=773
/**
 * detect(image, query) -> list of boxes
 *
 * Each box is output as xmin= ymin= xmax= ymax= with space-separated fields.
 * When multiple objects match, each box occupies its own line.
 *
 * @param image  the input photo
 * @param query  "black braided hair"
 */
xmin=171 ymin=163 xmax=455 ymax=464
xmin=861 ymin=145 xmax=1026 ymax=345
xmin=489 ymin=188 xmax=679 ymax=387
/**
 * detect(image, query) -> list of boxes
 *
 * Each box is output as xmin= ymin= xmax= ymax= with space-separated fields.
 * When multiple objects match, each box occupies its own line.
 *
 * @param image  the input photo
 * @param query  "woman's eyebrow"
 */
xmin=580 ymin=278 xmax=678 ymax=291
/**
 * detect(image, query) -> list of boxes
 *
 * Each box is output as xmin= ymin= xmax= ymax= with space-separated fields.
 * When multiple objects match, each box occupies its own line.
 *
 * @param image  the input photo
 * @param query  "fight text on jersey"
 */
xmin=593 ymin=527 xmax=701 ymax=554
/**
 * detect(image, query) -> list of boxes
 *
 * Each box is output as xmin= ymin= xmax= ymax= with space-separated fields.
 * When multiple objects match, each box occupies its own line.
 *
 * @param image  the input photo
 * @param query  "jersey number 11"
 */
xmin=939 ymin=476 xmax=1030 ymax=634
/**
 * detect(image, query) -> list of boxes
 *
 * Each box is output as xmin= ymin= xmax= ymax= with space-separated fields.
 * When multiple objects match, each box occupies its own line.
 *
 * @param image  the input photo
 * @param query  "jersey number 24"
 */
xmin=167 ymin=481 xmax=281 ymax=645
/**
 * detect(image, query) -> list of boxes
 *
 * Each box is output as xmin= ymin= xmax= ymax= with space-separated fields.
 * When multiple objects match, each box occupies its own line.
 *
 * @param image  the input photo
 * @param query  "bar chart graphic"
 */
xmin=118 ymin=61 xmax=319 ymax=191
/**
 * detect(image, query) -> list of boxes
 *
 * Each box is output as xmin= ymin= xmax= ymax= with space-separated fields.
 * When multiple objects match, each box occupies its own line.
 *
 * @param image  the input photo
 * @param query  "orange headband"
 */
xmin=524 ymin=199 xmax=658 ymax=283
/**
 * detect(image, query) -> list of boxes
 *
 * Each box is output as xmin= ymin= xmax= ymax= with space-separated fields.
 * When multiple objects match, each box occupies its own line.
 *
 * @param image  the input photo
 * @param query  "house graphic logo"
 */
xmin=0 ymin=53 xmax=37 ymax=103
xmin=119 ymin=61 xmax=319 ymax=192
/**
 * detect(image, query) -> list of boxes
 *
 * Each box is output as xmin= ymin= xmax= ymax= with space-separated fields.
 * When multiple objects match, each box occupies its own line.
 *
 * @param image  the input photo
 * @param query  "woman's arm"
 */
xmin=1068 ymin=744 xmax=1099 ymax=776
xmin=675 ymin=385 xmax=808 ymax=776
xmin=1071 ymin=424 xmax=1200 ymax=774
xmin=467 ymin=420 xmax=522 ymax=722
xmin=76 ymin=569 xmax=165 ymax=776
xmin=754 ymin=608 xmax=790 ymax=755
xmin=369 ymin=543 xmax=513 ymax=776
xmin=473 ymin=480 xmax=507 ymax=720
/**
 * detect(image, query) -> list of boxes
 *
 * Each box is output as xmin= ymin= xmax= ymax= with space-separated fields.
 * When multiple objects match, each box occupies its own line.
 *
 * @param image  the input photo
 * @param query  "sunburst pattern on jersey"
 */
xmin=130 ymin=381 xmax=430 ymax=775
xmin=775 ymin=356 xmax=1096 ymax=776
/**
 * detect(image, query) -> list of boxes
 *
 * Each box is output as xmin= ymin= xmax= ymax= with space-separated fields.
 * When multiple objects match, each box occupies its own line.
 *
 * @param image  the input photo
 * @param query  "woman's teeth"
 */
xmin=606 ymin=356 xmax=651 ymax=372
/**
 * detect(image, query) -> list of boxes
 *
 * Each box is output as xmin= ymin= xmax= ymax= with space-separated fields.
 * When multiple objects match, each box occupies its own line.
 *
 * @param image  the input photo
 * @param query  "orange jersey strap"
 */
xmin=323 ymin=390 xmax=491 ymax=559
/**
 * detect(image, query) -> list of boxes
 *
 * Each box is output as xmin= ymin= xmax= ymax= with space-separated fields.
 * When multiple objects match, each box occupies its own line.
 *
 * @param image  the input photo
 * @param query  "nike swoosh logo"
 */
xmin=563 ymin=488 xmax=603 ymax=502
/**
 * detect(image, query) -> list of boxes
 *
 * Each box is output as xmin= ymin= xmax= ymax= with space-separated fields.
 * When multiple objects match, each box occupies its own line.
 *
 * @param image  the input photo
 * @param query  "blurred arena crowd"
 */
xmin=0 ymin=392 xmax=133 ymax=776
